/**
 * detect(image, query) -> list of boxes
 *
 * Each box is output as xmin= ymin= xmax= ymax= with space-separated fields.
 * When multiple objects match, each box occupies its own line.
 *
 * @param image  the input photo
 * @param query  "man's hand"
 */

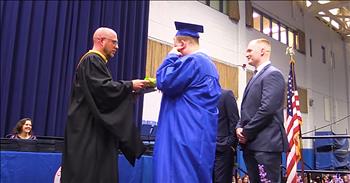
xmin=132 ymin=80 xmax=150 ymax=91
xmin=236 ymin=128 xmax=247 ymax=144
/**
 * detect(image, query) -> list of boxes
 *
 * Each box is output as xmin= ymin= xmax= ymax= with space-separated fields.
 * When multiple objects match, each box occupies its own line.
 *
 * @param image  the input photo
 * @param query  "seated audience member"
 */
xmin=322 ymin=174 xmax=330 ymax=183
xmin=343 ymin=174 xmax=349 ymax=183
xmin=8 ymin=118 xmax=36 ymax=140
xmin=242 ymin=175 xmax=249 ymax=183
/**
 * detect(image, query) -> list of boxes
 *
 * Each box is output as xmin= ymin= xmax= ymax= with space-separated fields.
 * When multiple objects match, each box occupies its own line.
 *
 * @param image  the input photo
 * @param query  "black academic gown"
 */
xmin=61 ymin=52 xmax=145 ymax=183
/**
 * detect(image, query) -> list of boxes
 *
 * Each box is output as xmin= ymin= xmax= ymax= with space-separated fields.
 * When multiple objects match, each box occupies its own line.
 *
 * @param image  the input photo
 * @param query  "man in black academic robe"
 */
xmin=61 ymin=27 xmax=150 ymax=183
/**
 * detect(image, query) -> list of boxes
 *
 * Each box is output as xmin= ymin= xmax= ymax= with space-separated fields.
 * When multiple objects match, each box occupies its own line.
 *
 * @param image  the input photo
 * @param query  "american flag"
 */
xmin=285 ymin=59 xmax=303 ymax=183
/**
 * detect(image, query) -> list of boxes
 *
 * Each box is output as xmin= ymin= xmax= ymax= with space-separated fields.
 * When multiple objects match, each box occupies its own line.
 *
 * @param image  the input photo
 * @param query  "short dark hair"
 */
xmin=12 ymin=118 xmax=33 ymax=135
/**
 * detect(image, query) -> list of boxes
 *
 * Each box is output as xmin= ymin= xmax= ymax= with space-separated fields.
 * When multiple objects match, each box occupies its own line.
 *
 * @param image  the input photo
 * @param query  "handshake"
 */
xmin=132 ymin=77 xmax=157 ymax=94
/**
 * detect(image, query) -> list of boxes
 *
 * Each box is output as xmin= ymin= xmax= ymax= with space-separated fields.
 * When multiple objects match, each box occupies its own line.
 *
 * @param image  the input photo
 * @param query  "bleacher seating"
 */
xmin=315 ymin=131 xmax=350 ymax=170
xmin=141 ymin=124 xmax=157 ymax=141
xmin=149 ymin=125 xmax=157 ymax=141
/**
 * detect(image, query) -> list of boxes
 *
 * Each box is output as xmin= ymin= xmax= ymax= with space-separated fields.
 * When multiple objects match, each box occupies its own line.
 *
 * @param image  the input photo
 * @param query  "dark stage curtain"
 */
xmin=0 ymin=1 xmax=149 ymax=137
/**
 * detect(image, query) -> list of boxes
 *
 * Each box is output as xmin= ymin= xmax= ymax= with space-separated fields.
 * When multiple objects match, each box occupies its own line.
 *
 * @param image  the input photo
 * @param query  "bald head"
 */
xmin=93 ymin=27 xmax=117 ymax=42
xmin=92 ymin=27 xmax=119 ymax=60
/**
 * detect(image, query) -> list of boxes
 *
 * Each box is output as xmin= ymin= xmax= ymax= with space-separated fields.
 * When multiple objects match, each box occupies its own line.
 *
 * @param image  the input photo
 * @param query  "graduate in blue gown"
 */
xmin=153 ymin=21 xmax=221 ymax=183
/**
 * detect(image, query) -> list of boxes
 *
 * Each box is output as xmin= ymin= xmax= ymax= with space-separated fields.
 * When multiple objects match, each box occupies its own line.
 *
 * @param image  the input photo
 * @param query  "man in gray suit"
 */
xmin=236 ymin=38 xmax=288 ymax=182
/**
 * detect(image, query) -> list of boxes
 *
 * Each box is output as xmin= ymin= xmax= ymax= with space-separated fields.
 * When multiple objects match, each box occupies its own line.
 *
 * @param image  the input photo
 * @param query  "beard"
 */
xmin=103 ymin=47 xmax=116 ymax=60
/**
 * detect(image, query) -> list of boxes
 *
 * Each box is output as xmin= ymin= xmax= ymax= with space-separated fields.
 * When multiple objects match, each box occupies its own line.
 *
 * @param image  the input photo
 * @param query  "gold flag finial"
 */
xmin=286 ymin=46 xmax=295 ymax=63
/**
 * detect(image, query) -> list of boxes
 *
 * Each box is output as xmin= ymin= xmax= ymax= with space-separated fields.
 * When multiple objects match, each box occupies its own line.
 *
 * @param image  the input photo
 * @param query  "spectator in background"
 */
xmin=236 ymin=175 xmax=242 ymax=183
xmin=322 ymin=174 xmax=330 ymax=183
xmin=242 ymin=175 xmax=250 ymax=183
xmin=9 ymin=118 xmax=36 ymax=140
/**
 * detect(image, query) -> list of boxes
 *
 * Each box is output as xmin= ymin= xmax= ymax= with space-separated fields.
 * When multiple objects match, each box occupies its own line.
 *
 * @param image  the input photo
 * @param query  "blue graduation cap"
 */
xmin=175 ymin=21 xmax=204 ymax=38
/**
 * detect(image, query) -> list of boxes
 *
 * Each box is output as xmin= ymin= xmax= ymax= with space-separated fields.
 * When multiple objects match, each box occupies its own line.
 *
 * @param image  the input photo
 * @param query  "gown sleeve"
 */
xmin=156 ymin=53 xmax=199 ymax=97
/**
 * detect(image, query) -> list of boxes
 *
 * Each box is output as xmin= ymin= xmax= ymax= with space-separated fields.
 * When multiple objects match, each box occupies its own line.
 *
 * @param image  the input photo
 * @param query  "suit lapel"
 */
xmin=242 ymin=64 xmax=271 ymax=103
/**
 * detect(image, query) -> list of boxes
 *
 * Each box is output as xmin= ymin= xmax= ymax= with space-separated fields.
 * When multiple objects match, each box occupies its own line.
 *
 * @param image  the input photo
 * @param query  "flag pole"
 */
xmin=286 ymin=47 xmax=305 ymax=181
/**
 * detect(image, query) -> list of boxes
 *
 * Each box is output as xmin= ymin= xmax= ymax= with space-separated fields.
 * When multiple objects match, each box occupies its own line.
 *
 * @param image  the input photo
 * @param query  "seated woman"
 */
xmin=9 ymin=118 xmax=36 ymax=140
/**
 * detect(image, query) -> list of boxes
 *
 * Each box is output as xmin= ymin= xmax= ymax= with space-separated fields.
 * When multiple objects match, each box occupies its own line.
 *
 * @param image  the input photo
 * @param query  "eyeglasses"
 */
xmin=101 ymin=37 xmax=118 ymax=46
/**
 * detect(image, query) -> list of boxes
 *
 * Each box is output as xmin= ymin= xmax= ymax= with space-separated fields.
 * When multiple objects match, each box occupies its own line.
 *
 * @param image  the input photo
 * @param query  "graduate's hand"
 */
xmin=169 ymin=46 xmax=182 ymax=56
xmin=132 ymin=80 xmax=150 ymax=91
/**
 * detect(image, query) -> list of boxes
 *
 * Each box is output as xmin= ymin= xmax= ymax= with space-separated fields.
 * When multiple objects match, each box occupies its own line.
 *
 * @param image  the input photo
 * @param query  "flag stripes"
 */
xmin=285 ymin=60 xmax=303 ymax=183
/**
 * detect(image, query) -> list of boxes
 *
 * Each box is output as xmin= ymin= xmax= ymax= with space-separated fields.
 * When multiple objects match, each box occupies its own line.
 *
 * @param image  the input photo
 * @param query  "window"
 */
xmin=209 ymin=1 xmax=220 ymax=12
xmin=249 ymin=7 xmax=306 ymax=54
xmin=262 ymin=16 xmax=271 ymax=36
xmin=253 ymin=11 xmax=261 ymax=31
xmin=280 ymin=26 xmax=287 ymax=44
xmin=295 ymin=33 xmax=299 ymax=50
xmin=271 ymin=21 xmax=279 ymax=40
xmin=199 ymin=0 xmax=232 ymax=15
xmin=297 ymin=30 xmax=306 ymax=54
xmin=222 ymin=0 xmax=228 ymax=14
xmin=200 ymin=0 xmax=238 ymax=20
xmin=288 ymin=30 xmax=295 ymax=48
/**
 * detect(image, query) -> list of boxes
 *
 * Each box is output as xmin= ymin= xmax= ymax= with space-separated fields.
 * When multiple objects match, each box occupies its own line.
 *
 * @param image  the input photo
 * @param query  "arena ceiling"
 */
xmin=298 ymin=0 xmax=350 ymax=42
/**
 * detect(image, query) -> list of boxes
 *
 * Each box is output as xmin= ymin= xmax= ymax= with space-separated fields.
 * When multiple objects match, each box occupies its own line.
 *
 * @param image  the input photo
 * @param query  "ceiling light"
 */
xmin=331 ymin=20 xmax=339 ymax=29
xmin=306 ymin=0 xmax=312 ymax=7
xmin=318 ymin=0 xmax=330 ymax=4
xmin=304 ymin=0 xmax=349 ymax=40
xmin=321 ymin=17 xmax=330 ymax=22
xmin=329 ymin=8 xmax=339 ymax=15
